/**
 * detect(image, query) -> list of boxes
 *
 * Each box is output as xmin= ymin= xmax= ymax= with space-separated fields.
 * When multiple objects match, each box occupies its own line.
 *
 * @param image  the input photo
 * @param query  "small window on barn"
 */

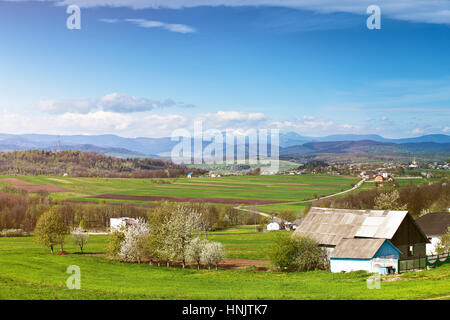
xmin=408 ymin=245 xmax=414 ymax=256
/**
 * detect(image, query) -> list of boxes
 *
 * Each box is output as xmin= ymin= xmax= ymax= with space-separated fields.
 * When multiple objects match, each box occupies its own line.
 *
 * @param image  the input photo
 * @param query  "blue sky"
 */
xmin=0 ymin=0 xmax=449 ymax=138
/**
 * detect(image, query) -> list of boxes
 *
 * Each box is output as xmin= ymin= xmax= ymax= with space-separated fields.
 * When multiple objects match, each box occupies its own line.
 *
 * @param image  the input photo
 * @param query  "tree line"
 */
xmin=0 ymin=186 xmax=265 ymax=234
xmin=315 ymin=179 xmax=450 ymax=218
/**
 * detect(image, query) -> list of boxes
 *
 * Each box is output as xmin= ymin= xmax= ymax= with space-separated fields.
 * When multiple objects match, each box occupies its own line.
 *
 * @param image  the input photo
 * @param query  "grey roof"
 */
xmin=293 ymin=207 xmax=408 ymax=246
xmin=415 ymin=212 xmax=450 ymax=236
xmin=330 ymin=238 xmax=387 ymax=259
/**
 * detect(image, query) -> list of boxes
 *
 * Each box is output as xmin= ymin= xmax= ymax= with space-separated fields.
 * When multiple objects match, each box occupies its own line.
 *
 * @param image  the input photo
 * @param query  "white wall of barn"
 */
xmin=330 ymin=258 xmax=398 ymax=273
xmin=330 ymin=259 xmax=372 ymax=273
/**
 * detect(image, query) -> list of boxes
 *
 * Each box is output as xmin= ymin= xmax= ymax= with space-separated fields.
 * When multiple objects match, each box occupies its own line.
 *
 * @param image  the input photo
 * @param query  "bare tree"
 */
xmin=72 ymin=227 xmax=89 ymax=254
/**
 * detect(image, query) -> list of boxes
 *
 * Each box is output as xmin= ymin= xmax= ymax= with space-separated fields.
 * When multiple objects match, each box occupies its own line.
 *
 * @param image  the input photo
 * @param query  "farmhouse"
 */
xmin=330 ymin=238 xmax=402 ymax=274
xmin=374 ymin=175 xmax=384 ymax=182
xmin=294 ymin=207 xmax=429 ymax=266
xmin=415 ymin=212 xmax=450 ymax=255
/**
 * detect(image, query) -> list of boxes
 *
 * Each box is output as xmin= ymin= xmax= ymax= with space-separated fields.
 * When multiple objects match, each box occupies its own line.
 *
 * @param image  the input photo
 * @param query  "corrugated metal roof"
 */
xmin=293 ymin=207 xmax=408 ymax=246
xmin=330 ymin=238 xmax=386 ymax=259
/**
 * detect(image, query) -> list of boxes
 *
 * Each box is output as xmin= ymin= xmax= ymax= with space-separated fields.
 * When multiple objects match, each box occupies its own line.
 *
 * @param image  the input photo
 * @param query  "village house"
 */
xmin=293 ymin=207 xmax=429 ymax=273
xmin=374 ymin=175 xmax=384 ymax=183
xmin=415 ymin=212 xmax=450 ymax=255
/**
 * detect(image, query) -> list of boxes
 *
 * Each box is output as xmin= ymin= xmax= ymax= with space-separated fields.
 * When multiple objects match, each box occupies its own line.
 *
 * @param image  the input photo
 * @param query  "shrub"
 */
xmin=278 ymin=210 xmax=295 ymax=223
xmin=269 ymin=234 xmax=326 ymax=272
xmin=436 ymin=227 xmax=450 ymax=254
xmin=0 ymin=229 xmax=27 ymax=237
xmin=106 ymin=231 xmax=125 ymax=258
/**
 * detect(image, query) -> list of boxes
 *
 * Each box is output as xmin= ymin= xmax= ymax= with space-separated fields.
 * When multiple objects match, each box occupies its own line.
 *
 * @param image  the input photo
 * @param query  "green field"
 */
xmin=1 ymin=235 xmax=449 ymax=300
xmin=0 ymin=174 xmax=359 ymax=215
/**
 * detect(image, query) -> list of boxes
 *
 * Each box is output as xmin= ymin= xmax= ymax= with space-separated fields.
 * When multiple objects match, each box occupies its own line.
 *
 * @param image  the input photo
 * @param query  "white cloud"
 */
xmin=99 ymin=18 xmax=120 ymax=23
xmin=442 ymin=126 xmax=450 ymax=133
xmin=125 ymin=18 xmax=196 ymax=33
xmin=54 ymin=0 xmax=450 ymax=25
xmin=38 ymin=93 xmax=195 ymax=114
xmin=412 ymin=127 xmax=424 ymax=135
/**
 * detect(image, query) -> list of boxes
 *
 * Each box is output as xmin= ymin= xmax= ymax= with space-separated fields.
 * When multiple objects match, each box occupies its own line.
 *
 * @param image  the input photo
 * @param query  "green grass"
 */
xmin=1 ymin=236 xmax=449 ymax=300
xmin=209 ymin=230 xmax=287 ymax=260
xmin=0 ymin=174 xmax=359 ymax=213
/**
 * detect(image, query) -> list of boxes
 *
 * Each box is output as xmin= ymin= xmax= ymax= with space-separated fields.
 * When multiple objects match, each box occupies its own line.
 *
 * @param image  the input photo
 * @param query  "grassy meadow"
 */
xmin=1 ymin=234 xmax=449 ymax=300
xmin=0 ymin=174 xmax=359 ymax=215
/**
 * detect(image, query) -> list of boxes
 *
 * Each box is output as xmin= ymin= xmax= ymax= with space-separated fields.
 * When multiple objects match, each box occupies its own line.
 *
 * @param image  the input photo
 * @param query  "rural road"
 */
xmin=234 ymin=178 xmax=365 ymax=222
xmin=294 ymin=178 xmax=366 ymax=204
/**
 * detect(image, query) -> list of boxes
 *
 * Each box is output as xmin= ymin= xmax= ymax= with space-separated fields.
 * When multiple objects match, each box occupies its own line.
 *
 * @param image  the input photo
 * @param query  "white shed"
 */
xmin=110 ymin=217 xmax=138 ymax=233
xmin=267 ymin=222 xmax=281 ymax=231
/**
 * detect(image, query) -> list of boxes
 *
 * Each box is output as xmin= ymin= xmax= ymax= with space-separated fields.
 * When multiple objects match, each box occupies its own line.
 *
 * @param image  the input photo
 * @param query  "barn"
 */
xmin=330 ymin=238 xmax=402 ymax=274
xmin=293 ymin=207 xmax=429 ymax=270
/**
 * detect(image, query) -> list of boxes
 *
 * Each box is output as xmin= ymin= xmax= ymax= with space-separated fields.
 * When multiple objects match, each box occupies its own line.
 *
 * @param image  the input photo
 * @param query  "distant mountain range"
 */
xmin=279 ymin=140 xmax=450 ymax=156
xmin=279 ymin=132 xmax=450 ymax=147
xmin=0 ymin=132 xmax=449 ymax=158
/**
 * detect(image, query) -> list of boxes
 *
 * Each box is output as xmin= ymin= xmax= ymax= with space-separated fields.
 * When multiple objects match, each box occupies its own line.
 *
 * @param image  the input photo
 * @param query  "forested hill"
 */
xmin=0 ymin=150 xmax=200 ymax=178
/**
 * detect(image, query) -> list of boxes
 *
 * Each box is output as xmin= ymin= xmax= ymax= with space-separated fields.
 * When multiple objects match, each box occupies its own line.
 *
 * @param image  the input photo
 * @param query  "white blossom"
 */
xmin=119 ymin=217 xmax=149 ymax=263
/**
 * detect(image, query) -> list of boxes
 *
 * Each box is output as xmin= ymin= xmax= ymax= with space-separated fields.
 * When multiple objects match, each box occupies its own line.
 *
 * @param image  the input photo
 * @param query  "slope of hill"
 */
xmin=0 ymin=150 xmax=195 ymax=178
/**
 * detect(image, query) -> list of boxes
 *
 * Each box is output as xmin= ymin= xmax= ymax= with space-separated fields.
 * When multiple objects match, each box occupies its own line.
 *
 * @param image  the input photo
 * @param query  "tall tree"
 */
xmin=34 ymin=208 xmax=69 ymax=254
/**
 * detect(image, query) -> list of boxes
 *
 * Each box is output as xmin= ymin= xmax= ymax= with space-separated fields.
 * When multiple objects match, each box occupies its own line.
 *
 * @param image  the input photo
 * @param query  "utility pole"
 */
xmin=57 ymin=135 xmax=61 ymax=152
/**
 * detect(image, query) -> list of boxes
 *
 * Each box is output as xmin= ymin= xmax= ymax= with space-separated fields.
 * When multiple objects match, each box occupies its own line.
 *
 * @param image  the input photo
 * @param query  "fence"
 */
xmin=398 ymin=252 xmax=450 ymax=273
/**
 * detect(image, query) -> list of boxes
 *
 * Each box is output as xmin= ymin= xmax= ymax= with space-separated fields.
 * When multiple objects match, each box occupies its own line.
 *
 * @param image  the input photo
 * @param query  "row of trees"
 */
xmin=317 ymin=179 xmax=450 ymax=218
xmin=0 ymin=188 xmax=51 ymax=231
xmin=0 ymin=184 xmax=263 ymax=233
xmin=0 ymin=188 xmax=149 ymax=232
xmin=108 ymin=203 xmax=226 ymax=269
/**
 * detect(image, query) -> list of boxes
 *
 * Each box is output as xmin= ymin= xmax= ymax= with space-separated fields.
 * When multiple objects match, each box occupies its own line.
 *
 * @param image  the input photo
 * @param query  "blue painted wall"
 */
xmin=374 ymin=240 xmax=402 ymax=259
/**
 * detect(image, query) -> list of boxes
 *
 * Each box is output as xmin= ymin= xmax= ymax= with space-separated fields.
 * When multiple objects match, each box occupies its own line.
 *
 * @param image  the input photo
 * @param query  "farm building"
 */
xmin=267 ymin=222 xmax=281 ymax=231
xmin=330 ymin=238 xmax=402 ymax=274
xmin=110 ymin=217 xmax=138 ymax=232
xmin=293 ymin=207 xmax=429 ymax=267
xmin=415 ymin=212 xmax=450 ymax=255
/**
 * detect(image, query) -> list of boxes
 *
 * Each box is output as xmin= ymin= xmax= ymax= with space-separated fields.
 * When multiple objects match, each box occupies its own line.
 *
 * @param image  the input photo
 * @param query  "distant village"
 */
xmin=278 ymin=157 xmax=450 ymax=181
